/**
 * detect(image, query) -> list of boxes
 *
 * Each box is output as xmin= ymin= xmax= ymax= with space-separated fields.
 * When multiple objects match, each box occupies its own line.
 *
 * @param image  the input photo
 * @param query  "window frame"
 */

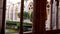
xmin=2 ymin=0 xmax=60 ymax=34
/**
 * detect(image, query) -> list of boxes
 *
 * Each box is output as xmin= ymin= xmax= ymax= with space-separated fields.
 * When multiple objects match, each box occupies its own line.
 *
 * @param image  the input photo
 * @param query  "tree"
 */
xmin=18 ymin=12 xmax=21 ymax=18
xmin=18 ymin=11 xmax=29 ymax=19
xmin=18 ymin=11 xmax=33 ymax=22
xmin=29 ymin=12 xmax=33 ymax=22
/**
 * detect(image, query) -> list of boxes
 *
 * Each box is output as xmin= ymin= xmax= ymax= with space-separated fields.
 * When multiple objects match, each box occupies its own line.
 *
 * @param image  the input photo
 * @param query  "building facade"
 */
xmin=28 ymin=2 xmax=33 ymax=15
xmin=6 ymin=2 xmax=20 ymax=21
xmin=6 ymin=0 xmax=33 ymax=22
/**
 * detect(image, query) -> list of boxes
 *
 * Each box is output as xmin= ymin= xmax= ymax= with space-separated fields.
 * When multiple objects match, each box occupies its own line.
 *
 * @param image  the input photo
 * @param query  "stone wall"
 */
xmin=0 ymin=0 xmax=3 ymax=32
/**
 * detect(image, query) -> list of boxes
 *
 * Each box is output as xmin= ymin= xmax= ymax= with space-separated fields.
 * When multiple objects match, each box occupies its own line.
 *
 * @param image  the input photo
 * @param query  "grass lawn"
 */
xmin=6 ymin=29 xmax=19 ymax=33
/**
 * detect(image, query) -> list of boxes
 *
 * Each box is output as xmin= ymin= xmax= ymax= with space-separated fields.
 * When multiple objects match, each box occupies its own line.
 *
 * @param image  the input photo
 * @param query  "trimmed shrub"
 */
xmin=6 ymin=21 xmax=32 ymax=32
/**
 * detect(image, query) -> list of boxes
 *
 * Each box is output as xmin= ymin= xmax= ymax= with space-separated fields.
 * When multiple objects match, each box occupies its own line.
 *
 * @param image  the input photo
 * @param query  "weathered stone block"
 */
xmin=0 ymin=9 xmax=3 ymax=31
xmin=0 ymin=0 xmax=3 ymax=8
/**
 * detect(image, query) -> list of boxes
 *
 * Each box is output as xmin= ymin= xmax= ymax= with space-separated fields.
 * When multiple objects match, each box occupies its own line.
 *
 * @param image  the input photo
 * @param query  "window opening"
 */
xmin=46 ymin=0 xmax=60 ymax=31
xmin=5 ymin=0 xmax=21 ymax=34
xmin=23 ymin=0 xmax=33 ymax=33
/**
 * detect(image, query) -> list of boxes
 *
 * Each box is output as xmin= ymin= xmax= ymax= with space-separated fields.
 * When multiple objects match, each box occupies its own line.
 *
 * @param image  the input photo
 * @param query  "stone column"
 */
xmin=0 ymin=0 xmax=3 ymax=32
xmin=32 ymin=0 xmax=47 ymax=34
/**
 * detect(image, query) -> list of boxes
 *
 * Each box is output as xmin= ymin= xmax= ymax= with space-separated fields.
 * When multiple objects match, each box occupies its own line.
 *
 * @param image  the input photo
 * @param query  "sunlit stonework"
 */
xmin=46 ymin=0 xmax=51 ymax=30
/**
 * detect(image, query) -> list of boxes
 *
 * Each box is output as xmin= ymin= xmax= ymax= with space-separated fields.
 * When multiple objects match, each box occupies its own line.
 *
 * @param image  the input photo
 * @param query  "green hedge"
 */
xmin=6 ymin=21 xmax=32 ymax=32
xmin=6 ymin=21 xmax=32 ymax=27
